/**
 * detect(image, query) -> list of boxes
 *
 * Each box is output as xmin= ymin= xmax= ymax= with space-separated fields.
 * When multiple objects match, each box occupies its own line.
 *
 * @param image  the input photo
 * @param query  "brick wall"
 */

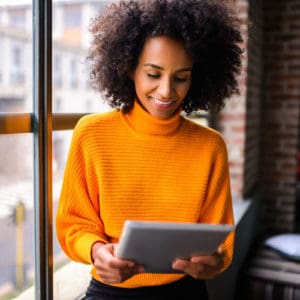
xmin=261 ymin=0 xmax=300 ymax=232
xmin=243 ymin=0 xmax=263 ymax=198
xmin=218 ymin=0 xmax=249 ymax=200
xmin=218 ymin=0 xmax=264 ymax=200
xmin=219 ymin=0 xmax=300 ymax=232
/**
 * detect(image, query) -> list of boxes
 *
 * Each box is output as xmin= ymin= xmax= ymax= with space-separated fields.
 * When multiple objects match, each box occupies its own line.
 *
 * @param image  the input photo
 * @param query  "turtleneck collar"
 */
xmin=122 ymin=100 xmax=183 ymax=136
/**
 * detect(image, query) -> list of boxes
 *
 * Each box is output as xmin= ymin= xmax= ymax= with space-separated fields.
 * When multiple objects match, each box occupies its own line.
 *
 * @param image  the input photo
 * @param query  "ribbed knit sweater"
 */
xmin=56 ymin=101 xmax=234 ymax=288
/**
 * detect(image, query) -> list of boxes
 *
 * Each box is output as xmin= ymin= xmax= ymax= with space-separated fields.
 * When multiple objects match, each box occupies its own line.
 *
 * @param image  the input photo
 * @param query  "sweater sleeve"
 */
xmin=56 ymin=117 xmax=107 ymax=264
xmin=198 ymin=134 xmax=235 ymax=273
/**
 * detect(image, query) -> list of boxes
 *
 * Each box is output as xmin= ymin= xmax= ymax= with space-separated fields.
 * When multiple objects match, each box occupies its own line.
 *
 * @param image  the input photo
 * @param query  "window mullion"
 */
xmin=33 ymin=0 xmax=53 ymax=299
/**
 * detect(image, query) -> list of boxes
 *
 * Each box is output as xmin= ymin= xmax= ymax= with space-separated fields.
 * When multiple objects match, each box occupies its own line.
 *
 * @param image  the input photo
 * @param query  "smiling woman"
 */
xmin=56 ymin=0 xmax=244 ymax=299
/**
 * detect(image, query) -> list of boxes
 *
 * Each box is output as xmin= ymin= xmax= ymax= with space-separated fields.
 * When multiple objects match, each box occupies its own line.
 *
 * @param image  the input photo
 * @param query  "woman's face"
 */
xmin=132 ymin=36 xmax=193 ymax=120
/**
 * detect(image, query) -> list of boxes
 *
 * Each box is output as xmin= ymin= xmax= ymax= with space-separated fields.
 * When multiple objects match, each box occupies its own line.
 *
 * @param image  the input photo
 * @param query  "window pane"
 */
xmin=63 ymin=5 xmax=82 ymax=29
xmin=0 ymin=1 xmax=33 ymax=113
xmin=0 ymin=133 xmax=34 ymax=299
xmin=52 ymin=0 xmax=111 ymax=114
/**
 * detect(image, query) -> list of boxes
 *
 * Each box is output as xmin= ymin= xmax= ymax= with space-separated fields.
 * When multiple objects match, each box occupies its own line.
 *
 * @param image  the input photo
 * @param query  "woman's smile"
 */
xmin=149 ymin=96 xmax=177 ymax=108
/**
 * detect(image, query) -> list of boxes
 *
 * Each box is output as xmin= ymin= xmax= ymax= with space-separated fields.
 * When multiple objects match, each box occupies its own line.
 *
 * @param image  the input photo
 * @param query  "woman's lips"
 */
xmin=149 ymin=97 xmax=176 ymax=107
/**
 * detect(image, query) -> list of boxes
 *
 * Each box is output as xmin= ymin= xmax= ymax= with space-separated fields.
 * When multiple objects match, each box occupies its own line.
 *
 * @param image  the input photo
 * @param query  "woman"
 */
xmin=56 ymin=0 xmax=243 ymax=299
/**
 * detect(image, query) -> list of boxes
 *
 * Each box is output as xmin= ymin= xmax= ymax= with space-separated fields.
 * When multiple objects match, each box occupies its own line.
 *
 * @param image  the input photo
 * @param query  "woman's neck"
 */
xmin=122 ymin=100 xmax=183 ymax=136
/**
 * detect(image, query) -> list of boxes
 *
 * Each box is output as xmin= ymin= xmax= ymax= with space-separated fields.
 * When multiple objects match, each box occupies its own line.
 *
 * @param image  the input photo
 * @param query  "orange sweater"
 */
xmin=56 ymin=101 xmax=234 ymax=288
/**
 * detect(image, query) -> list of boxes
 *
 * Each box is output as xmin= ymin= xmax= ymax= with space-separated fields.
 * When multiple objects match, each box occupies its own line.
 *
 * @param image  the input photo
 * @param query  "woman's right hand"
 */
xmin=91 ymin=242 xmax=144 ymax=284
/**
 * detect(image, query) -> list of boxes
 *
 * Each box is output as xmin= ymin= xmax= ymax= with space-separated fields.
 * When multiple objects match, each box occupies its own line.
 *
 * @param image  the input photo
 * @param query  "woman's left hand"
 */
xmin=172 ymin=246 xmax=225 ymax=279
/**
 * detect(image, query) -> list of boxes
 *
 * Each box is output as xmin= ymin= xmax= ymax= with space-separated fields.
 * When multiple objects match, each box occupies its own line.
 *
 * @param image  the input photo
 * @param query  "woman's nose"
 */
xmin=157 ymin=77 xmax=173 ymax=98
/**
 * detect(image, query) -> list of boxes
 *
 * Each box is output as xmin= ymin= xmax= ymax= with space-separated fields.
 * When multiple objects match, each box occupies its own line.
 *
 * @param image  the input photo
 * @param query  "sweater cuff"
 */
xmin=74 ymin=233 xmax=107 ymax=264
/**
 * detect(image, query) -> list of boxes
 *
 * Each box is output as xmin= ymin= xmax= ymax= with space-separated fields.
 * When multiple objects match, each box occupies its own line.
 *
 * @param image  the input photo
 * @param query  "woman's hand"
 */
xmin=91 ymin=242 xmax=145 ymax=284
xmin=172 ymin=247 xmax=225 ymax=279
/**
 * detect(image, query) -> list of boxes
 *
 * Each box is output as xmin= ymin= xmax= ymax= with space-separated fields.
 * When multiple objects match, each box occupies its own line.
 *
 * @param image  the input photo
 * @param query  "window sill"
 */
xmin=13 ymin=262 xmax=91 ymax=300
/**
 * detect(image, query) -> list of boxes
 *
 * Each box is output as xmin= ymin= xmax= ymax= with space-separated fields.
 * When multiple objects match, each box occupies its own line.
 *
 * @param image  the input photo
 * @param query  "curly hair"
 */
xmin=87 ymin=0 xmax=243 ymax=114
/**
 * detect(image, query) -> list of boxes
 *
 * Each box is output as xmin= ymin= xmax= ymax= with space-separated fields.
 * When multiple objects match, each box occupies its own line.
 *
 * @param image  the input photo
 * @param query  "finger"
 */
xmin=217 ymin=246 xmax=225 ymax=256
xmin=190 ymin=252 xmax=223 ymax=266
xmin=107 ymin=257 xmax=135 ymax=269
xmin=172 ymin=260 xmax=206 ymax=279
xmin=190 ymin=255 xmax=210 ymax=264
xmin=136 ymin=264 xmax=145 ymax=273
xmin=172 ymin=258 xmax=189 ymax=270
xmin=99 ymin=244 xmax=135 ymax=269
xmin=103 ymin=263 xmax=144 ymax=284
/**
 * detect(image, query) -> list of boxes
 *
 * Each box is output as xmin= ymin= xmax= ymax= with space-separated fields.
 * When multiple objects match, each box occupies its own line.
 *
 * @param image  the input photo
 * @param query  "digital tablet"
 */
xmin=116 ymin=220 xmax=234 ymax=273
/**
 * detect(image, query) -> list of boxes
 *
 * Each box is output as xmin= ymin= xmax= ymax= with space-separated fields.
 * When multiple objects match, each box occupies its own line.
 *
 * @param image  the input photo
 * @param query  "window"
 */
xmin=0 ymin=53 xmax=3 ymax=83
xmin=0 ymin=3 xmax=34 ymax=299
xmin=9 ymin=9 xmax=26 ymax=28
xmin=0 ymin=134 xmax=34 ymax=294
xmin=63 ymin=6 xmax=81 ymax=29
xmin=0 ymin=1 xmax=111 ymax=299
xmin=69 ymin=58 xmax=78 ymax=89
xmin=53 ymin=53 xmax=62 ymax=89
xmin=10 ymin=43 xmax=25 ymax=84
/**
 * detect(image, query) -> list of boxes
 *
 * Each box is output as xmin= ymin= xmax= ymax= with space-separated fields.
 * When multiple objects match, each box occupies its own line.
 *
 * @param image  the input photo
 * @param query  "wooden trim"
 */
xmin=0 ymin=113 xmax=87 ymax=134
xmin=0 ymin=113 xmax=32 ymax=134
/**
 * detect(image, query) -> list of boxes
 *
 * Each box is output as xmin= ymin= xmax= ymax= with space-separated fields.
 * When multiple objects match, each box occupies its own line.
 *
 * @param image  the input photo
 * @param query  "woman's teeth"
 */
xmin=152 ymin=98 xmax=174 ymax=105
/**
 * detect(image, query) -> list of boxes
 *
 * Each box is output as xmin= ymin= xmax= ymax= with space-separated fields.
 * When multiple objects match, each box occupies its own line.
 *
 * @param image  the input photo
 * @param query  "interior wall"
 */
xmin=261 ymin=0 xmax=300 ymax=233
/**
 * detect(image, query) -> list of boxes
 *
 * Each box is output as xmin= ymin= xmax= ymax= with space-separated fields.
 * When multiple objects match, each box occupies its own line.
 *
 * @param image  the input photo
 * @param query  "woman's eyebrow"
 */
xmin=144 ymin=63 xmax=192 ymax=72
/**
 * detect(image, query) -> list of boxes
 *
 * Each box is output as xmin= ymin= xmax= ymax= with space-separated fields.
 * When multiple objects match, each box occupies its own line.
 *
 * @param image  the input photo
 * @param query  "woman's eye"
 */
xmin=174 ymin=77 xmax=187 ymax=83
xmin=147 ymin=73 xmax=160 ymax=79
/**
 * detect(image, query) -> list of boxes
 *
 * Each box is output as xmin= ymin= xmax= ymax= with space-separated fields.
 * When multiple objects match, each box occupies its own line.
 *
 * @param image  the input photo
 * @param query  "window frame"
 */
xmin=32 ymin=0 xmax=53 ymax=299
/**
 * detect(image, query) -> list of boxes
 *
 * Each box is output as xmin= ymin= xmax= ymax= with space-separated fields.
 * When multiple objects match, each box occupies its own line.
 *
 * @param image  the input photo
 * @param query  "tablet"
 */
xmin=116 ymin=220 xmax=234 ymax=273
